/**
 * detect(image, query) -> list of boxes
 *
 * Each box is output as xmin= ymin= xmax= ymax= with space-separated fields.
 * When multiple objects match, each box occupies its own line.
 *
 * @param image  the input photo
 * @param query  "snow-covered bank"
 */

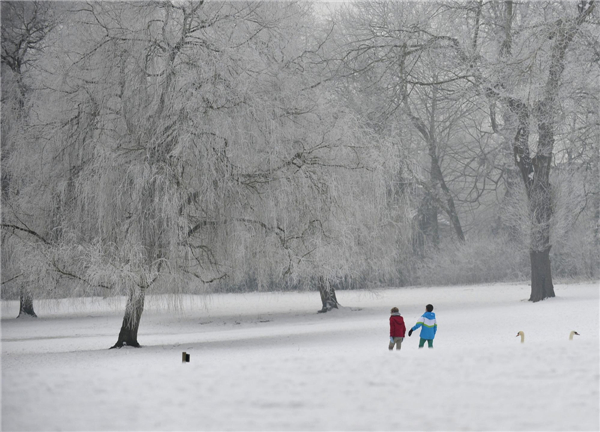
xmin=2 ymin=282 xmax=599 ymax=431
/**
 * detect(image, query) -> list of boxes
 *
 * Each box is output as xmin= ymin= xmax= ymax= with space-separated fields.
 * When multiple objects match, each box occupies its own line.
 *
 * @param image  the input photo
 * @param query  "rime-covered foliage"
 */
xmin=1 ymin=2 xmax=406 ymax=338
xmin=328 ymin=1 xmax=599 ymax=299
xmin=1 ymin=1 xmax=598 ymax=334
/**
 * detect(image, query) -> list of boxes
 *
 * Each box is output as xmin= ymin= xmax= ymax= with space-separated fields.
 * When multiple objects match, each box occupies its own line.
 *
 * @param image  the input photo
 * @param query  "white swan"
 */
xmin=516 ymin=331 xmax=579 ymax=343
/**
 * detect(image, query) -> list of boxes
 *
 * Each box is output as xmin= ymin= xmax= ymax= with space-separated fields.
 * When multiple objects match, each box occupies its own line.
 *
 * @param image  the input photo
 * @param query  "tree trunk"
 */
xmin=529 ymin=249 xmax=555 ymax=302
xmin=526 ymin=178 xmax=555 ymax=302
xmin=414 ymin=191 xmax=439 ymax=254
xmin=17 ymin=288 xmax=37 ymax=318
xmin=430 ymin=154 xmax=465 ymax=242
xmin=593 ymin=144 xmax=600 ymax=249
xmin=509 ymin=99 xmax=557 ymax=303
xmin=405 ymin=84 xmax=465 ymax=244
xmin=317 ymin=276 xmax=339 ymax=313
xmin=111 ymin=287 xmax=145 ymax=348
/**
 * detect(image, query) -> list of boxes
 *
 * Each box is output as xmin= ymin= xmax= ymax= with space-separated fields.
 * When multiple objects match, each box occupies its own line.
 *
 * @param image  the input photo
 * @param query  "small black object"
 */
xmin=408 ymin=329 xmax=413 ymax=337
xmin=182 ymin=352 xmax=190 ymax=363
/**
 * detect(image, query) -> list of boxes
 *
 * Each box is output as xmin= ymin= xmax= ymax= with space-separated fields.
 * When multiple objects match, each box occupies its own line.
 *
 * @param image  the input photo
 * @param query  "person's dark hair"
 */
xmin=426 ymin=304 xmax=434 ymax=312
xmin=391 ymin=307 xmax=399 ymax=313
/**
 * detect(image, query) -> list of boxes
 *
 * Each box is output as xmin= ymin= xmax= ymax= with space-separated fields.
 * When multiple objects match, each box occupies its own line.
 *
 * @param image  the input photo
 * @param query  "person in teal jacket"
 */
xmin=408 ymin=304 xmax=437 ymax=348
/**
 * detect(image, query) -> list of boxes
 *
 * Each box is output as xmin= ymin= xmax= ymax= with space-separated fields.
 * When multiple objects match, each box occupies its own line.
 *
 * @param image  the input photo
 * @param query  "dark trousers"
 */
xmin=419 ymin=338 xmax=433 ymax=348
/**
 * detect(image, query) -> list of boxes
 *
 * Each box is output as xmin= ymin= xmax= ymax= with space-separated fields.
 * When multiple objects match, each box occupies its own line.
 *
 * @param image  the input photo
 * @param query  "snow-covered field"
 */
xmin=2 ymin=282 xmax=599 ymax=431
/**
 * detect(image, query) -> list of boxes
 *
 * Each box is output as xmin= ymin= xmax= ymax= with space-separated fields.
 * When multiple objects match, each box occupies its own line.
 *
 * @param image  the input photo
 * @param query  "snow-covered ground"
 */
xmin=2 ymin=282 xmax=599 ymax=431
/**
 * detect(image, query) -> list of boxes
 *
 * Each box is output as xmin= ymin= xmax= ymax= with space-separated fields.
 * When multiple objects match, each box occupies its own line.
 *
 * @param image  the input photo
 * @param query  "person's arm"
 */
xmin=412 ymin=317 xmax=424 ymax=331
xmin=408 ymin=317 xmax=423 ymax=336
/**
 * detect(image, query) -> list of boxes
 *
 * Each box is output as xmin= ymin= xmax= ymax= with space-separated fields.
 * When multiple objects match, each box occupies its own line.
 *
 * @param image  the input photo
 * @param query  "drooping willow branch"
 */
xmin=1 ymin=223 xmax=50 ymax=245
xmin=1 ymin=223 xmax=115 ymax=291
xmin=51 ymin=260 xmax=113 ymax=291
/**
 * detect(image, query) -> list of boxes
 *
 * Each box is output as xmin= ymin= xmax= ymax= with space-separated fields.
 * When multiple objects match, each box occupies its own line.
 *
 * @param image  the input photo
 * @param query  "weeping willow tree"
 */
xmin=1 ymin=1 xmax=56 ymax=317
xmin=1 ymin=1 xmax=401 ymax=347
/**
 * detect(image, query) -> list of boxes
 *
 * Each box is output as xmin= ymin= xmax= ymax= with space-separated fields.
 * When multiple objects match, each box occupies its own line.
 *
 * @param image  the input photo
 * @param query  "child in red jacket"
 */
xmin=389 ymin=307 xmax=406 ymax=350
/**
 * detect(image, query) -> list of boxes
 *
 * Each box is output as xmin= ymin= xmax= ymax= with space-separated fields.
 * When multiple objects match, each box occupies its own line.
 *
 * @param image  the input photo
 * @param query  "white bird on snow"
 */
xmin=515 ymin=330 xmax=580 ymax=343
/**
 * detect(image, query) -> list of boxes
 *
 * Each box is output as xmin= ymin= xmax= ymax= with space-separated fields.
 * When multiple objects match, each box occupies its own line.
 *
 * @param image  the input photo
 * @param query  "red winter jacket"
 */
xmin=390 ymin=313 xmax=406 ymax=338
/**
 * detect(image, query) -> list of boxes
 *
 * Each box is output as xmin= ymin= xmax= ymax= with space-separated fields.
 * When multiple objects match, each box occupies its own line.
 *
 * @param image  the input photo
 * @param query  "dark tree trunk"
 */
xmin=17 ymin=288 xmax=37 ymax=318
xmin=526 ymin=145 xmax=555 ymax=301
xmin=414 ymin=191 xmax=439 ymax=255
xmin=529 ymin=249 xmax=555 ymax=302
xmin=111 ymin=287 xmax=145 ymax=349
xmin=508 ymin=99 xmax=557 ymax=303
xmin=404 ymin=83 xmax=465 ymax=244
xmin=317 ymin=276 xmax=338 ymax=313
xmin=430 ymin=154 xmax=465 ymax=243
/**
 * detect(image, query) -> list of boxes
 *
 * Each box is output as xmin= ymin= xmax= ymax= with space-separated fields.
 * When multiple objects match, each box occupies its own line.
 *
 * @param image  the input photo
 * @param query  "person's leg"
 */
xmin=395 ymin=337 xmax=404 ymax=350
xmin=419 ymin=338 xmax=426 ymax=348
xmin=427 ymin=339 xmax=433 ymax=348
xmin=389 ymin=340 xmax=395 ymax=350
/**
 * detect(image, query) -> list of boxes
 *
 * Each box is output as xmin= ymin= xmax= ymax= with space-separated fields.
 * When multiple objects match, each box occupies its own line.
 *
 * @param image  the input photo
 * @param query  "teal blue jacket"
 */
xmin=412 ymin=311 xmax=437 ymax=340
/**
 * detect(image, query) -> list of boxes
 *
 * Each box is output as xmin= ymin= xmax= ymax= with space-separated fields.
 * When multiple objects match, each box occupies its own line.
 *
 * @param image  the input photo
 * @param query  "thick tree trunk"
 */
xmin=510 ymin=102 xmax=557 ymax=302
xmin=317 ymin=276 xmax=338 ymax=313
xmin=111 ymin=287 xmax=145 ymax=348
xmin=529 ymin=186 xmax=555 ymax=302
xmin=529 ymin=249 xmax=555 ymax=302
xmin=527 ymin=149 xmax=555 ymax=301
xmin=17 ymin=288 xmax=37 ymax=318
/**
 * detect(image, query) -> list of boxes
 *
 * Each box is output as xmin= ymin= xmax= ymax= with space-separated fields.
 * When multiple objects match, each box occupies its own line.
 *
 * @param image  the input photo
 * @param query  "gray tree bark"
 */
xmin=17 ymin=288 xmax=37 ymax=318
xmin=317 ymin=276 xmax=339 ymax=313
xmin=111 ymin=287 xmax=145 ymax=348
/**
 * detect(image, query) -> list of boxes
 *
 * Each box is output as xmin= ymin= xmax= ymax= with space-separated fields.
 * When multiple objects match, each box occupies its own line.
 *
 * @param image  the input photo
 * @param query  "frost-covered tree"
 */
xmin=1 ymin=1 xmax=57 ymax=317
xmin=476 ymin=1 xmax=598 ymax=301
xmin=328 ymin=2 xmax=479 ymax=251
xmin=2 ymin=1 xmax=388 ymax=346
xmin=328 ymin=0 xmax=598 ymax=291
